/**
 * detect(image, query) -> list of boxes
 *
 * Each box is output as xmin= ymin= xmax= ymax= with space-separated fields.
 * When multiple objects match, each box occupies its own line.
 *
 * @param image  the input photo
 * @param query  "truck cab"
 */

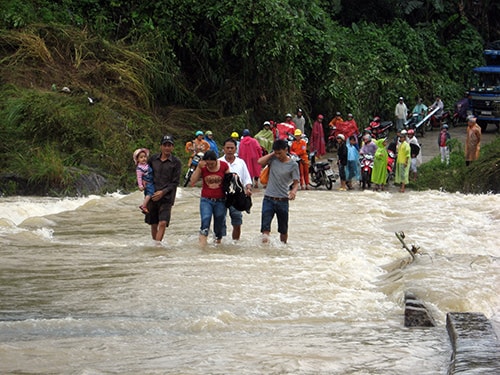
xmin=469 ymin=47 xmax=500 ymax=132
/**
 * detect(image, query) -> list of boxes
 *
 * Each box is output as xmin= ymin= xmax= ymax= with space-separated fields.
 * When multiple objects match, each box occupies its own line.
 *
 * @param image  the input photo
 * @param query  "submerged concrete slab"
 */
xmin=447 ymin=312 xmax=500 ymax=374
xmin=404 ymin=291 xmax=436 ymax=327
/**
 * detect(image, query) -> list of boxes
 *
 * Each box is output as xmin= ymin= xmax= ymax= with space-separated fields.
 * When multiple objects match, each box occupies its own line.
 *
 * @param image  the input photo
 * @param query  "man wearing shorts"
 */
xmin=145 ymin=135 xmax=182 ymax=242
xmin=258 ymin=139 xmax=300 ymax=244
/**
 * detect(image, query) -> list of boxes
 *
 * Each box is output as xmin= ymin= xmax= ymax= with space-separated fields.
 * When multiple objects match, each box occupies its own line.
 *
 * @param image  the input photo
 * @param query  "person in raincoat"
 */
xmin=254 ymin=121 xmax=274 ymax=154
xmin=310 ymin=114 xmax=326 ymax=158
xmin=465 ymin=115 xmax=481 ymax=166
xmin=371 ymin=138 xmax=388 ymax=191
xmin=345 ymin=135 xmax=360 ymax=190
xmin=395 ymin=132 xmax=411 ymax=192
xmin=289 ymin=129 xmax=309 ymax=190
xmin=238 ymin=129 xmax=263 ymax=188
xmin=204 ymin=130 xmax=219 ymax=157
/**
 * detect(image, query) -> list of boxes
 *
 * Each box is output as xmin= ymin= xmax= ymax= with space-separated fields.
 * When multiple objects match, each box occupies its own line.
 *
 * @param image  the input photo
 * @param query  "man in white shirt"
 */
xmin=430 ymin=95 xmax=444 ymax=119
xmin=394 ymin=96 xmax=408 ymax=131
xmin=219 ymin=138 xmax=253 ymax=240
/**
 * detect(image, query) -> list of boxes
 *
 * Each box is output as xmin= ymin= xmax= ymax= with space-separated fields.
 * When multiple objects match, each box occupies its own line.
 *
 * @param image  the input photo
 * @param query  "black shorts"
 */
xmin=144 ymin=199 xmax=172 ymax=226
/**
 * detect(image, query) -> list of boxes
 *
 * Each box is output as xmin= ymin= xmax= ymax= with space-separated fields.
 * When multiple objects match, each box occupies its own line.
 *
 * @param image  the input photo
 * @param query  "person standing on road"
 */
xmin=219 ymin=138 xmax=253 ymax=240
xmin=310 ymin=114 xmax=326 ymax=158
xmin=145 ymin=135 xmax=182 ymax=243
xmin=395 ymin=131 xmax=411 ymax=193
xmin=336 ymin=134 xmax=348 ymax=191
xmin=394 ymin=96 xmax=408 ymax=132
xmin=438 ymin=124 xmax=451 ymax=165
xmin=465 ymin=115 xmax=481 ymax=166
xmin=292 ymin=108 xmax=306 ymax=135
xmin=238 ymin=129 xmax=263 ymax=188
xmin=407 ymin=129 xmax=421 ymax=181
xmin=258 ymin=139 xmax=300 ymax=244
xmin=290 ymin=129 xmax=310 ymax=190
xmin=371 ymin=138 xmax=389 ymax=191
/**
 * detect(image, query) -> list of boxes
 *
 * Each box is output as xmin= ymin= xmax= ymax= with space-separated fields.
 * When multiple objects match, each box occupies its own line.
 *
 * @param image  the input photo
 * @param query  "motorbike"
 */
xmin=425 ymin=110 xmax=450 ymax=131
xmin=326 ymin=127 xmax=337 ymax=152
xmin=386 ymin=149 xmax=396 ymax=183
xmin=359 ymin=154 xmax=374 ymax=190
xmin=452 ymin=97 xmax=470 ymax=127
xmin=365 ymin=117 xmax=393 ymax=139
xmin=404 ymin=113 xmax=426 ymax=137
xmin=308 ymin=151 xmax=336 ymax=190
xmin=183 ymin=152 xmax=204 ymax=187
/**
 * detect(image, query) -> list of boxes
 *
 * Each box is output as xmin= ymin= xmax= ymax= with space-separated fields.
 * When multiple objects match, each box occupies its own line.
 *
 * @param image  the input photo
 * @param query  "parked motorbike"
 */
xmin=308 ymin=151 xmax=336 ymax=190
xmin=452 ymin=96 xmax=470 ymax=127
xmin=425 ymin=110 xmax=450 ymax=131
xmin=183 ymin=152 xmax=204 ymax=187
xmin=359 ymin=154 xmax=374 ymax=190
xmin=326 ymin=127 xmax=337 ymax=152
xmin=386 ymin=149 xmax=396 ymax=183
xmin=365 ymin=117 xmax=393 ymax=139
xmin=404 ymin=113 xmax=427 ymax=137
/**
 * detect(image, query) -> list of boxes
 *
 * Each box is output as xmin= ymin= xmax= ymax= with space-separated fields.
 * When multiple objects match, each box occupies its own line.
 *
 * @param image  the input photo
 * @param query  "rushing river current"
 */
xmin=0 ymin=188 xmax=499 ymax=374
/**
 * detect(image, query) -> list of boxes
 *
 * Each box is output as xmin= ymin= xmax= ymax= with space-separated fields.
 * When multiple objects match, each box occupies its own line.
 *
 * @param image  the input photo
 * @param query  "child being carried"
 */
xmin=133 ymin=148 xmax=155 ymax=213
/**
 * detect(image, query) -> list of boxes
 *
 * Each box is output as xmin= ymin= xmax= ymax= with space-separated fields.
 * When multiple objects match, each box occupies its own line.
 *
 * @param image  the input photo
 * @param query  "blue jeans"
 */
xmin=260 ymin=196 xmax=289 ymax=235
xmin=200 ymin=197 xmax=227 ymax=239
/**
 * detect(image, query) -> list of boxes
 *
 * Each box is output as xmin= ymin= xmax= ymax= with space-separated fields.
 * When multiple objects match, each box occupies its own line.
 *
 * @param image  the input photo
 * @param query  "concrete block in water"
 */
xmin=404 ymin=291 xmax=436 ymax=327
xmin=447 ymin=312 xmax=500 ymax=374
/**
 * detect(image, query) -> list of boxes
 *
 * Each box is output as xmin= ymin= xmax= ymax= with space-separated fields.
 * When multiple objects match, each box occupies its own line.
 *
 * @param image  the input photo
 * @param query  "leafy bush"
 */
xmin=414 ymin=137 xmax=500 ymax=193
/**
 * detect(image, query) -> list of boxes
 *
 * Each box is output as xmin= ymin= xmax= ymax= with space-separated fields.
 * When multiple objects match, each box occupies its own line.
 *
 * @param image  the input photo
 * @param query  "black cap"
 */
xmin=160 ymin=135 xmax=174 ymax=145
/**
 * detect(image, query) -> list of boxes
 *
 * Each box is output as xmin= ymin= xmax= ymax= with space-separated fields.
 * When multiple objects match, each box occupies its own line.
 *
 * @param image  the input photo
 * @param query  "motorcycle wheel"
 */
xmin=308 ymin=173 xmax=321 ymax=188
xmin=183 ymin=169 xmax=193 ymax=187
xmin=325 ymin=176 xmax=333 ymax=190
xmin=361 ymin=171 xmax=368 ymax=189
xmin=326 ymin=139 xmax=336 ymax=153
xmin=452 ymin=116 xmax=459 ymax=127
xmin=424 ymin=120 xmax=433 ymax=132
xmin=386 ymin=171 xmax=393 ymax=184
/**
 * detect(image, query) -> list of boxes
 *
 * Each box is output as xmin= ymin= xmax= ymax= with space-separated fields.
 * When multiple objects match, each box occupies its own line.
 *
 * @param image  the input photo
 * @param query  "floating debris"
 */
xmin=395 ymin=231 xmax=420 ymax=260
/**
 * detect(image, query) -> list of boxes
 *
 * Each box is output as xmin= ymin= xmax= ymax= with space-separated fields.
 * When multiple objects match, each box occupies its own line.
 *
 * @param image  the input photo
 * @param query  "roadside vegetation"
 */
xmin=412 ymin=137 xmax=500 ymax=194
xmin=0 ymin=1 xmax=498 ymax=195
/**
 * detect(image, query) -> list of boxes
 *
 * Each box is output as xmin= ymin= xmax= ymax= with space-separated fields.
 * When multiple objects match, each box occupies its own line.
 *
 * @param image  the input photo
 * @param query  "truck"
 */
xmin=468 ymin=42 xmax=500 ymax=132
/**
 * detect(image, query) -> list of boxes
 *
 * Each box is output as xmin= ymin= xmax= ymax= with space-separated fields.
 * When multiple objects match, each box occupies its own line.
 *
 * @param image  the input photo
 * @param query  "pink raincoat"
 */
xmin=238 ymin=136 xmax=263 ymax=178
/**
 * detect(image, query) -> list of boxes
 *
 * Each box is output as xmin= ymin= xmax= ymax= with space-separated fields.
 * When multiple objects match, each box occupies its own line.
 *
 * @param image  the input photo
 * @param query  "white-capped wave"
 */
xmin=0 ymin=194 xmax=124 ymax=226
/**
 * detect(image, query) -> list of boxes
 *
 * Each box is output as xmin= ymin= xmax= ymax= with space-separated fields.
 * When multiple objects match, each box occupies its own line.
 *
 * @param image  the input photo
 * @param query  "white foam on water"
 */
xmin=0 ymin=193 xmax=127 ymax=226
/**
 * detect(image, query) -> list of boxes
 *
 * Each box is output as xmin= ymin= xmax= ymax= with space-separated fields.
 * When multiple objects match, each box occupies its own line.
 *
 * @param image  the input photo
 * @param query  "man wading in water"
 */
xmin=145 ymin=135 xmax=182 ymax=243
xmin=258 ymin=139 xmax=300 ymax=244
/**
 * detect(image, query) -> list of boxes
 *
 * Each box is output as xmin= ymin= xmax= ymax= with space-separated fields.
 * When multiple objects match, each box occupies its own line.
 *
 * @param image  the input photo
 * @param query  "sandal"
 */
xmin=139 ymin=205 xmax=149 ymax=214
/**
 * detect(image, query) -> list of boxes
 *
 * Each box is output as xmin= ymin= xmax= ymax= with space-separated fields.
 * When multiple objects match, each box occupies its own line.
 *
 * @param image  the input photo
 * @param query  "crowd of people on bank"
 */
xmin=132 ymin=103 xmax=482 ymax=246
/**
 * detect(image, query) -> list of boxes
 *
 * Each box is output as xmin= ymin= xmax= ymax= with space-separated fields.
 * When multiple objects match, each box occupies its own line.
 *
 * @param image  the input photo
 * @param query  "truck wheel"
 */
xmin=477 ymin=120 xmax=488 ymax=132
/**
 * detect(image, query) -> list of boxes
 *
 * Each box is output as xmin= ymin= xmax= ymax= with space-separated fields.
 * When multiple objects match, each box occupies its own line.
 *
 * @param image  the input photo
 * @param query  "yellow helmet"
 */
xmin=231 ymin=132 xmax=239 ymax=138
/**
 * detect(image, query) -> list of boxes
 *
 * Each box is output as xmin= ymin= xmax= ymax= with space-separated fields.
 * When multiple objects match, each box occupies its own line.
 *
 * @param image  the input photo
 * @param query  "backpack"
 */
xmin=223 ymin=173 xmax=252 ymax=213
xmin=410 ymin=143 xmax=420 ymax=158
